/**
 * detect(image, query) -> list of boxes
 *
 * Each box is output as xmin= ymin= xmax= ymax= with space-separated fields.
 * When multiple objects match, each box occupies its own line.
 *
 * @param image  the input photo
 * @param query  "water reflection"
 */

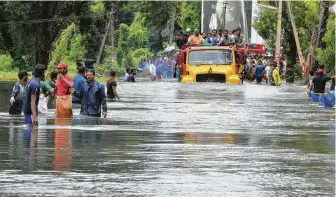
xmin=0 ymin=81 xmax=334 ymax=196
xmin=53 ymin=118 xmax=72 ymax=172
xmin=183 ymin=132 xmax=239 ymax=145
xmin=23 ymin=126 xmax=37 ymax=171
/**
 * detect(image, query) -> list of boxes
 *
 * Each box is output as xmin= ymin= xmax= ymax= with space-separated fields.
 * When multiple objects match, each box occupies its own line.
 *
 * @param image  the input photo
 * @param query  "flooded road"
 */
xmin=0 ymin=80 xmax=334 ymax=196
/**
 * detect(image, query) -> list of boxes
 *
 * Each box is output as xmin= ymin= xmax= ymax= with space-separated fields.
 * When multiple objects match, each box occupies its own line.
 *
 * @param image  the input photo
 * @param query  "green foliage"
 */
xmin=0 ymin=1 xmax=204 ymax=78
xmin=107 ymin=12 xmax=151 ymax=72
xmin=177 ymin=1 xmax=201 ymax=31
xmin=89 ymin=0 xmax=105 ymax=20
xmin=317 ymin=15 xmax=335 ymax=75
xmin=131 ymin=48 xmax=152 ymax=66
xmin=253 ymin=1 xmax=321 ymax=67
xmin=68 ymin=34 xmax=88 ymax=62
xmin=48 ymin=24 xmax=77 ymax=70
xmin=0 ymin=55 xmax=28 ymax=81
xmin=48 ymin=23 xmax=88 ymax=75
xmin=0 ymin=55 xmax=13 ymax=72
xmin=253 ymin=5 xmax=277 ymax=48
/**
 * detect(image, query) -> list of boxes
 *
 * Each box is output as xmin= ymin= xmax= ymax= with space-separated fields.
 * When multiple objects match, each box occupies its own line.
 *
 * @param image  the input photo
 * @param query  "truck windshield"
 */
xmin=188 ymin=50 xmax=233 ymax=65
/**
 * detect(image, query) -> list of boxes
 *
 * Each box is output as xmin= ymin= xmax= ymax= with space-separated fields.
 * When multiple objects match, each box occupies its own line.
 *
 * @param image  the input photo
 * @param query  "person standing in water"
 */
xmin=309 ymin=65 xmax=331 ymax=94
xmin=126 ymin=69 xmax=136 ymax=82
xmin=255 ymin=60 xmax=266 ymax=84
xmin=264 ymin=63 xmax=271 ymax=84
xmin=23 ymin=64 xmax=46 ymax=126
xmin=38 ymin=74 xmax=54 ymax=115
xmin=73 ymin=69 xmax=107 ymax=118
xmin=271 ymin=63 xmax=282 ymax=86
xmin=48 ymin=71 xmax=58 ymax=89
xmin=72 ymin=64 xmax=86 ymax=104
xmin=55 ymin=62 xmax=74 ymax=117
xmin=9 ymin=70 xmax=29 ymax=115
xmin=106 ymin=71 xmax=120 ymax=101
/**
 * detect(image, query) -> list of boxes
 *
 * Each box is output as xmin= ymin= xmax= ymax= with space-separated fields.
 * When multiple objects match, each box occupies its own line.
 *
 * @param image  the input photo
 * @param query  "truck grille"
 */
xmin=196 ymin=74 xmax=226 ymax=83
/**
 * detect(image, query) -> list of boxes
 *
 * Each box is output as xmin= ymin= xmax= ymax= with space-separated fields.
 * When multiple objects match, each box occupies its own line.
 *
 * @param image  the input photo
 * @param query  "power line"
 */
xmin=0 ymin=15 xmax=135 ymax=26
xmin=0 ymin=15 xmax=92 ymax=26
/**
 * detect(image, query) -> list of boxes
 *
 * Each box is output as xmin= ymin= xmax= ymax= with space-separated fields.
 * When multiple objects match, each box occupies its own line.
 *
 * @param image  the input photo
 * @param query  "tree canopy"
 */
xmin=253 ymin=0 xmax=335 ymax=80
xmin=0 ymin=1 xmax=200 ymax=75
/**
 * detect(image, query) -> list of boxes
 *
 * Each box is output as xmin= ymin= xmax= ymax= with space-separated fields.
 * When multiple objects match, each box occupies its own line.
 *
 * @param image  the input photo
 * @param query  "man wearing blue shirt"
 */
xmin=206 ymin=29 xmax=220 ymax=46
xmin=255 ymin=60 xmax=266 ymax=84
xmin=72 ymin=64 xmax=86 ymax=104
xmin=23 ymin=64 xmax=46 ymax=126
xmin=73 ymin=69 xmax=107 ymax=118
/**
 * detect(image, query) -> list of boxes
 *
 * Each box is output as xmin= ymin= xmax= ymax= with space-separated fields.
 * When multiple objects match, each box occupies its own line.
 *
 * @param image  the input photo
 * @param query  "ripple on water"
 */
xmin=0 ymin=82 xmax=334 ymax=196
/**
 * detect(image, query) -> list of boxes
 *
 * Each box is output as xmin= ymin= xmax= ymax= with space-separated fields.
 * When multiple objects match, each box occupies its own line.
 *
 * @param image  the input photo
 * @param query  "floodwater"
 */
xmin=0 ymin=79 xmax=334 ymax=196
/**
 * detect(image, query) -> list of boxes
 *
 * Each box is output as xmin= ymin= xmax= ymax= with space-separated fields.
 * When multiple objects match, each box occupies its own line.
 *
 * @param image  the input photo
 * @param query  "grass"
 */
xmin=0 ymin=71 xmax=27 ymax=81
xmin=0 ymin=55 xmax=113 ymax=82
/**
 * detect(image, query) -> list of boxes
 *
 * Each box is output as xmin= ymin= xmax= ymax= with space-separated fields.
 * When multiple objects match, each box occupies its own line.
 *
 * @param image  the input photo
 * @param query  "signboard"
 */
xmin=201 ymin=0 xmax=251 ymax=41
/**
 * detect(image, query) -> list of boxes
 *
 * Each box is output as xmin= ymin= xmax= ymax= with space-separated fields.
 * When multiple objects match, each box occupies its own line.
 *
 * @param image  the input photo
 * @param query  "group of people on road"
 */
xmin=9 ymin=62 xmax=121 ymax=127
xmin=175 ymin=27 xmax=243 ymax=49
xmin=243 ymin=55 xmax=286 ymax=86
xmin=143 ymin=56 xmax=176 ymax=80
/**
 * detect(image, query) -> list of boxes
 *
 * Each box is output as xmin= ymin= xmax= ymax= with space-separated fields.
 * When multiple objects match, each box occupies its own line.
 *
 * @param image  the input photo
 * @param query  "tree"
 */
xmin=0 ymin=1 xmax=86 ymax=69
xmin=48 ymin=23 xmax=87 ymax=74
xmin=316 ymin=15 xmax=335 ymax=75
xmin=177 ymin=1 xmax=201 ymax=32
xmin=253 ymin=1 xmax=321 ymax=82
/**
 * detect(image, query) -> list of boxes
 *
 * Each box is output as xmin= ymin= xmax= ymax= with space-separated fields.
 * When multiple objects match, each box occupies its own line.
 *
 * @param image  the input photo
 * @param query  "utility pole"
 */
xmin=274 ymin=0 xmax=282 ymax=66
xmin=96 ymin=17 xmax=110 ymax=65
xmin=286 ymin=1 xmax=305 ymax=75
xmin=221 ymin=0 xmax=228 ymax=30
xmin=169 ymin=4 xmax=176 ymax=46
xmin=110 ymin=3 xmax=115 ymax=67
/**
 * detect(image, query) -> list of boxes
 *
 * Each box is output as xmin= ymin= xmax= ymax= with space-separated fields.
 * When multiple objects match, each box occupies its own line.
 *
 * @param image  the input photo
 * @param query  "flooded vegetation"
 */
xmin=0 ymin=81 xmax=334 ymax=196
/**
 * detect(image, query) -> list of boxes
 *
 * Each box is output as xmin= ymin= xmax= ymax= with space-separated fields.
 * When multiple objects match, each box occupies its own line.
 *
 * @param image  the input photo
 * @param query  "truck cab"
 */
xmin=178 ymin=46 xmax=243 ymax=84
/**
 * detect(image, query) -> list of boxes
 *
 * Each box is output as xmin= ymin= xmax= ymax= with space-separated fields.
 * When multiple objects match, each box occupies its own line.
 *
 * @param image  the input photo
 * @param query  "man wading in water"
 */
xmin=73 ymin=69 xmax=107 ymax=118
xmin=72 ymin=64 xmax=86 ymax=104
xmin=309 ymin=65 xmax=331 ymax=94
xmin=9 ymin=70 xmax=28 ymax=115
xmin=23 ymin=64 xmax=46 ymax=126
xmin=106 ymin=71 xmax=120 ymax=101
xmin=55 ymin=62 xmax=74 ymax=117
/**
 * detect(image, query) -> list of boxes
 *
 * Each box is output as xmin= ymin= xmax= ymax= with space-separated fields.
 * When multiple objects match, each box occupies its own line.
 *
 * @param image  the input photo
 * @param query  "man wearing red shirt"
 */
xmin=55 ymin=62 xmax=74 ymax=117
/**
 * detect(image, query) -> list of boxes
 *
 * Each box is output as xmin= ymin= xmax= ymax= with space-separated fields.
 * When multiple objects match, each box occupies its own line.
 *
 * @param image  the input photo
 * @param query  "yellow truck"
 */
xmin=177 ymin=46 xmax=243 ymax=84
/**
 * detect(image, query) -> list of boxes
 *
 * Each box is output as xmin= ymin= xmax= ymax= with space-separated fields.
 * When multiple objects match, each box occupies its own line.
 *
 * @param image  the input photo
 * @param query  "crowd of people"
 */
xmin=141 ymin=57 xmax=176 ymax=80
xmin=175 ymin=27 xmax=243 ymax=49
xmin=9 ymin=62 xmax=121 ymax=127
xmin=242 ymin=55 xmax=286 ymax=86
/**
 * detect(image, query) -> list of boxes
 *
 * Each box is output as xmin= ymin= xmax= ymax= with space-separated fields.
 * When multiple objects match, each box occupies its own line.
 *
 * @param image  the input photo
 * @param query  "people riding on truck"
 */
xmin=206 ymin=29 xmax=220 ymax=46
xmin=188 ymin=29 xmax=205 ymax=45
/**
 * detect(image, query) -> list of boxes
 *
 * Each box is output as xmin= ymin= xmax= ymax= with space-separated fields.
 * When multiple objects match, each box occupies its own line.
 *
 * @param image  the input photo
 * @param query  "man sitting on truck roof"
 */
xmin=175 ymin=31 xmax=188 ymax=49
xmin=219 ymin=30 xmax=229 ymax=45
xmin=234 ymin=27 xmax=243 ymax=44
xmin=206 ymin=29 xmax=220 ymax=46
xmin=188 ymin=29 xmax=205 ymax=45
